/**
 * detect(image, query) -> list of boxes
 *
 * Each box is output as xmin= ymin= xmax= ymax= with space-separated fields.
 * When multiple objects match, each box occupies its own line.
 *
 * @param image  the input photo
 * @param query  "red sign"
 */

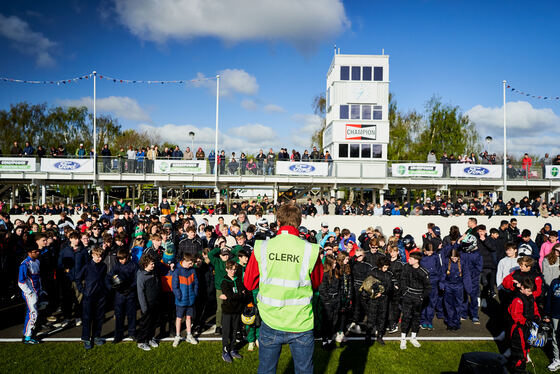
xmin=345 ymin=124 xmax=376 ymax=140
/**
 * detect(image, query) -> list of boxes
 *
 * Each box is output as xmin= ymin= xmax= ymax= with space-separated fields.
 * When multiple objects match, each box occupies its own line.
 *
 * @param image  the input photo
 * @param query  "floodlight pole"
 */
xmin=214 ymin=75 xmax=220 ymax=204
xmin=93 ymin=70 xmax=97 ymax=186
xmin=503 ymin=80 xmax=507 ymax=194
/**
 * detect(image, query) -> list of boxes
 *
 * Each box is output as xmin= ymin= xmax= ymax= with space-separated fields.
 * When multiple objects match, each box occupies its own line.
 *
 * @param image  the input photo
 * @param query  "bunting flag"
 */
xmin=0 ymin=74 xmax=92 ymax=85
xmin=0 ymin=72 xmax=216 ymax=86
xmin=96 ymin=73 xmax=214 ymax=85
xmin=506 ymin=85 xmax=560 ymax=100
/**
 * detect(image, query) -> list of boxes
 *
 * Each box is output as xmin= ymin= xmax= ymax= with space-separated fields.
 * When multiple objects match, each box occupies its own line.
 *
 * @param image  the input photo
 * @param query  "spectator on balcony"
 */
xmin=182 ymin=147 xmax=192 ymax=160
xmin=246 ymin=158 xmax=257 ymax=174
xmin=440 ymin=152 xmax=450 ymax=176
xmin=239 ymin=153 xmax=248 ymax=175
xmin=302 ymin=150 xmax=310 ymax=161
xmin=266 ymin=148 xmax=275 ymax=175
xmin=56 ymin=145 xmax=68 ymax=157
xmin=542 ymin=153 xmax=552 ymax=177
xmin=101 ymin=144 xmax=112 ymax=172
xmin=10 ymin=141 xmax=23 ymax=156
xmin=554 ymin=155 xmax=560 ymax=165
xmin=23 ymin=141 xmax=34 ymax=156
xmin=470 ymin=152 xmax=478 ymax=164
xmin=195 ymin=148 xmax=205 ymax=160
xmin=146 ymin=145 xmax=156 ymax=173
xmin=427 ymin=150 xmax=436 ymax=163
xmin=521 ymin=153 xmax=532 ymax=178
xmin=136 ymin=148 xmax=145 ymax=173
xmin=310 ymin=146 xmax=320 ymax=162
xmin=172 ymin=146 xmax=183 ymax=159
xmin=36 ymin=146 xmax=46 ymax=158
xmin=127 ymin=146 xmax=136 ymax=172
xmin=325 ymin=151 xmax=333 ymax=175
xmin=75 ymin=144 xmax=87 ymax=158
xmin=208 ymin=150 xmax=216 ymax=174
xmin=228 ymin=153 xmax=239 ymax=175
xmin=117 ymin=147 xmax=126 ymax=173
xmin=479 ymin=151 xmax=490 ymax=164
xmin=291 ymin=149 xmax=301 ymax=162
xmin=218 ymin=150 xmax=226 ymax=175
xmin=256 ymin=149 xmax=266 ymax=175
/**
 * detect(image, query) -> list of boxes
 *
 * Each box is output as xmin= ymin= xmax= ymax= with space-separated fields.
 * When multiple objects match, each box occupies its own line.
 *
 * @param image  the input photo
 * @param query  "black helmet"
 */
xmin=403 ymin=234 xmax=415 ymax=249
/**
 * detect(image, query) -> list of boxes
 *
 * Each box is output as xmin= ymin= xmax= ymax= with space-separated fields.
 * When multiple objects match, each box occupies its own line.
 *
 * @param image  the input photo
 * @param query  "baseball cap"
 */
xmin=220 ymin=248 xmax=230 ymax=256
xmin=321 ymin=222 xmax=329 ymax=228
xmin=433 ymin=226 xmax=441 ymax=236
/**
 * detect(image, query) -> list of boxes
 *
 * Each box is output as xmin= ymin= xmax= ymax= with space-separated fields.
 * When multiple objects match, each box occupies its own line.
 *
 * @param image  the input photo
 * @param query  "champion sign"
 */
xmin=289 ymin=164 xmax=316 ymax=174
xmin=54 ymin=161 xmax=82 ymax=170
xmin=345 ymin=124 xmax=377 ymax=140
xmin=463 ymin=166 xmax=490 ymax=176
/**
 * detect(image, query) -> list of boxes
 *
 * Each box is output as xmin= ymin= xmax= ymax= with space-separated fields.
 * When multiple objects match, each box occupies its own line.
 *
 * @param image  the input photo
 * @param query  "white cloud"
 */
xmin=59 ymin=96 xmax=151 ymax=122
xmin=290 ymin=113 xmax=323 ymax=148
xmin=0 ymin=13 xmax=56 ymax=66
xmin=263 ymin=104 xmax=285 ymax=113
xmin=138 ymin=122 xmax=285 ymax=153
xmin=111 ymin=0 xmax=349 ymax=51
xmin=241 ymin=99 xmax=258 ymax=111
xmin=467 ymin=101 xmax=560 ymax=156
xmin=194 ymin=69 xmax=258 ymax=97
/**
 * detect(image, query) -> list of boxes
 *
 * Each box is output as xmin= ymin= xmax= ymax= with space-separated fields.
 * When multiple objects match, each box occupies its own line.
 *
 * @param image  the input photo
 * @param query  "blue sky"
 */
xmin=1 ymin=0 xmax=559 ymax=156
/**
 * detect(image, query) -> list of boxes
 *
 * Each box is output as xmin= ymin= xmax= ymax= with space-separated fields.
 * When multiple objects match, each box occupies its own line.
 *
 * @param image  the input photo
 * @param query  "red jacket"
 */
xmin=244 ymin=225 xmax=323 ymax=291
xmin=508 ymin=295 xmax=540 ymax=326
xmin=502 ymin=270 xmax=542 ymax=298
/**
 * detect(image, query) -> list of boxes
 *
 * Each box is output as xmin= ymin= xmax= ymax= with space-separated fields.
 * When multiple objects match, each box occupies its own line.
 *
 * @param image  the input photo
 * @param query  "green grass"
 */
xmin=0 ymin=341 xmax=549 ymax=373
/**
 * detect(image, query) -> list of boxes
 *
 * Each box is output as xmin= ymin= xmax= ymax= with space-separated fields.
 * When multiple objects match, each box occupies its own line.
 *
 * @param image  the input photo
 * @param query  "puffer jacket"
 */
xmin=172 ymin=263 xmax=198 ymax=307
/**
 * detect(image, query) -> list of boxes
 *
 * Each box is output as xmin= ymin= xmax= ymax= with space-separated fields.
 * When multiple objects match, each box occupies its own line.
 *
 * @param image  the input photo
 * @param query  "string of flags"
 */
xmin=0 ymin=73 xmax=92 ymax=85
xmin=507 ymin=85 xmax=560 ymax=100
xmin=0 ymin=72 xmax=216 ymax=85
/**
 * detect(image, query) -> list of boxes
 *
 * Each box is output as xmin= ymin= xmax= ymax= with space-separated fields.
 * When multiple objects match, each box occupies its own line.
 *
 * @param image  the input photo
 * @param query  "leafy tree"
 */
xmin=410 ymin=96 xmax=481 ymax=160
xmin=387 ymin=93 xmax=422 ymax=161
xmin=311 ymin=93 xmax=326 ymax=150
xmin=113 ymin=129 xmax=160 ymax=151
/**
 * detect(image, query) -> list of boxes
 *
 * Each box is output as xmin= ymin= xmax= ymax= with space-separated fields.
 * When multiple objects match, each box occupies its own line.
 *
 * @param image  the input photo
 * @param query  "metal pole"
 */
xmin=93 ymin=71 xmax=97 ymax=185
xmin=503 ymin=80 xmax=507 ymax=193
xmin=214 ymin=75 xmax=220 ymax=204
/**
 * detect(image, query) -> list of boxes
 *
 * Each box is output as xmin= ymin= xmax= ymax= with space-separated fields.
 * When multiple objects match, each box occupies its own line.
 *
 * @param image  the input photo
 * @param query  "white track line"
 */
xmin=0 ymin=336 xmax=497 ymax=343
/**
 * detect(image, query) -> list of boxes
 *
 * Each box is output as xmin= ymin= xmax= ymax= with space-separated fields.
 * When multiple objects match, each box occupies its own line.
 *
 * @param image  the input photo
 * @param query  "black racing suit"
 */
xmin=400 ymin=264 xmax=431 ymax=334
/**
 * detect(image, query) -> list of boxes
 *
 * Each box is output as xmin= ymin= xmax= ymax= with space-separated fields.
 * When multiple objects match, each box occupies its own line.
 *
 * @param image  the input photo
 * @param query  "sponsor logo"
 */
xmin=395 ymin=164 xmax=440 ymax=176
xmin=288 ymin=164 xmax=316 ymax=174
xmin=157 ymin=161 xmax=204 ymax=173
xmin=398 ymin=165 xmax=406 ymax=175
xmin=552 ymin=167 xmax=559 ymax=177
xmin=463 ymin=166 xmax=489 ymax=175
xmin=158 ymin=161 xmax=170 ymax=172
xmin=345 ymin=124 xmax=376 ymax=140
xmin=0 ymin=159 xmax=32 ymax=170
xmin=54 ymin=161 xmax=82 ymax=170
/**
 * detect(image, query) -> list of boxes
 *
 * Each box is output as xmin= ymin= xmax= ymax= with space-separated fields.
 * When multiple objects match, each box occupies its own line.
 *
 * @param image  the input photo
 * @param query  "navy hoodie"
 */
xmin=76 ymin=260 xmax=110 ymax=297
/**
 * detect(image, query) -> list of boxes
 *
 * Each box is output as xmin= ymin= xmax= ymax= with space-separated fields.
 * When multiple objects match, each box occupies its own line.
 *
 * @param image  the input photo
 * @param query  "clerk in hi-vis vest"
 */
xmin=244 ymin=203 xmax=323 ymax=374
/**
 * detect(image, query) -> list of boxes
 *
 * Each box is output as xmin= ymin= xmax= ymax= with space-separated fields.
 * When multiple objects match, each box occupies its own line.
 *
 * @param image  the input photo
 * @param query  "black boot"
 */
xmin=376 ymin=334 xmax=385 ymax=346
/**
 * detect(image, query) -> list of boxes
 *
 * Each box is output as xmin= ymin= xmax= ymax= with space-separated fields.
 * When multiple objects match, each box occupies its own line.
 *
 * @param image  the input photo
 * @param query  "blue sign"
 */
xmin=463 ymin=166 xmax=489 ymax=176
xmin=54 ymin=161 xmax=82 ymax=170
xmin=289 ymin=164 xmax=316 ymax=174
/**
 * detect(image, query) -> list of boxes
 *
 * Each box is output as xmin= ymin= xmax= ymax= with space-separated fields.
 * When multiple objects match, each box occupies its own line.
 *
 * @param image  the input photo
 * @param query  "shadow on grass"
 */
xmin=334 ymin=341 xmax=369 ymax=374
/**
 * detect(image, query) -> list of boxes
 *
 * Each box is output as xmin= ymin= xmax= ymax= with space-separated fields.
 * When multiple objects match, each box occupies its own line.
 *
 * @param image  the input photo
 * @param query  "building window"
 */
xmin=350 ymin=105 xmax=360 ymax=119
xmin=374 ymin=66 xmax=383 ymax=81
xmin=372 ymin=144 xmax=382 ymax=158
xmin=339 ymin=144 xmax=348 ymax=158
xmin=373 ymin=105 xmax=382 ymax=120
xmin=363 ymin=66 xmax=372 ymax=81
xmin=362 ymin=105 xmax=371 ymax=120
xmin=340 ymin=105 xmax=349 ymax=119
xmin=361 ymin=144 xmax=371 ymax=158
xmin=340 ymin=66 xmax=349 ymax=80
xmin=350 ymin=144 xmax=360 ymax=158
xmin=351 ymin=66 xmax=361 ymax=81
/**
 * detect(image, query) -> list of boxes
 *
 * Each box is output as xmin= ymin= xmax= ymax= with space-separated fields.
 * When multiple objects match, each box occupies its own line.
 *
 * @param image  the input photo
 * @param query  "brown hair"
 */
xmin=182 ymin=253 xmax=195 ymax=262
xmin=336 ymin=252 xmax=351 ymax=275
xmin=518 ymin=256 xmax=535 ymax=267
xmin=139 ymin=253 xmax=156 ymax=270
xmin=91 ymin=247 xmax=104 ymax=257
xmin=323 ymin=255 xmax=338 ymax=279
xmin=447 ymin=249 xmax=462 ymax=276
xmin=276 ymin=203 xmax=302 ymax=228
xmin=545 ymin=243 xmax=560 ymax=266
xmin=225 ymin=259 xmax=237 ymax=270
xmin=117 ymin=248 xmax=130 ymax=261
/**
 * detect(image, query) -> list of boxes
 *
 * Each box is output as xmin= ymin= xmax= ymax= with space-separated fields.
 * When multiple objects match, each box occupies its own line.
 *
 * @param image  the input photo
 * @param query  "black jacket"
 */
xmin=477 ymin=238 xmax=497 ymax=270
xmin=76 ymin=260 xmax=110 ymax=297
xmin=221 ymin=275 xmax=247 ymax=314
xmin=178 ymin=237 xmax=203 ymax=259
xmin=319 ymin=271 xmax=340 ymax=303
xmin=109 ymin=260 xmax=138 ymax=296
xmin=351 ymin=259 xmax=374 ymax=286
xmin=400 ymin=264 xmax=431 ymax=300
xmin=370 ymin=268 xmax=393 ymax=297
xmin=364 ymin=251 xmax=385 ymax=268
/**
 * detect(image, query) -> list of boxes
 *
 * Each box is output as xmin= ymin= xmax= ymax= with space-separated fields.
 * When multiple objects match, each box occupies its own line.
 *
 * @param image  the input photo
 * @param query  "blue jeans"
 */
xmin=258 ymin=321 xmax=314 ymax=374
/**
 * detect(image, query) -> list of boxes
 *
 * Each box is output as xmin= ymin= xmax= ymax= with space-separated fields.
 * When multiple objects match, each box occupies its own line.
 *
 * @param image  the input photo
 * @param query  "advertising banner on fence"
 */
xmin=154 ymin=160 xmax=206 ymax=174
xmin=392 ymin=163 xmax=443 ymax=177
xmin=276 ymin=161 xmax=329 ymax=176
xmin=40 ymin=158 xmax=94 ymax=173
xmin=545 ymin=165 xmax=560 ymax=179
xmin=0 ymin=157 xmax=36 ymax=171
xmin=450 ymin=164 xmax=502 ymax=178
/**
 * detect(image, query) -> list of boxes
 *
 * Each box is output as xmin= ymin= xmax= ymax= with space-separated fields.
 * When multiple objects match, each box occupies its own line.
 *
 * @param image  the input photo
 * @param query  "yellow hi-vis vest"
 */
xmin=253 ymin=234 xmax=320 ymax=332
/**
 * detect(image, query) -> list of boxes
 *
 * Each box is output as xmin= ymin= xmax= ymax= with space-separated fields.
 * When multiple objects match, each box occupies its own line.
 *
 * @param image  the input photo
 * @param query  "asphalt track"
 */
xmin=0 ymin=296 xmax=504 ymax=342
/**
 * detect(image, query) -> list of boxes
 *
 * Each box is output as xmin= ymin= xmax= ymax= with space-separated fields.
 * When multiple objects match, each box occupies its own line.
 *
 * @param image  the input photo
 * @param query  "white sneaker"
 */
xmin=503 ymin=348 xmax=511 ymax=358
xmin=335 ymin=332 xmax=344 ymax=343
xmin=75 ymin=318 xmax=82 ymax=326
xmin=149 ymin=339 xmax=159 ymax=348
xmin=172 ymin=336 xmax=181 ymax=348
xmin=400 ymin=339 xmax=407 ymax=350
xmin=410 ymin=338 xmax=421 ymax=348
xmin=548 ymin=359 xmax=560 ymax=371
xmin=186 ymin=334 xmax=198 ymax=345
xmin=494 ymin=331 xmax=506 ymax=342
xmin=248 ymin=342 xmax=255 ymax=351
xmin=527 ymin=353 xmax=531 ymax=363
xmin=137 ymin=343 xmax=151 ymax=351
xmin=255 ymin=339 xmax=259 ymax=348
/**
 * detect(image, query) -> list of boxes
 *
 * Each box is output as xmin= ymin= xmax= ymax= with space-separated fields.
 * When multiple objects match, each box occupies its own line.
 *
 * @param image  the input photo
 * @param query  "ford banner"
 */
xmin=40 ymin=158 xmax=94 ymax=173
xmin=276 ymin=161 xmax=329 ymax=176
xmin=450 ymin=164 xmax=502 ymax=178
